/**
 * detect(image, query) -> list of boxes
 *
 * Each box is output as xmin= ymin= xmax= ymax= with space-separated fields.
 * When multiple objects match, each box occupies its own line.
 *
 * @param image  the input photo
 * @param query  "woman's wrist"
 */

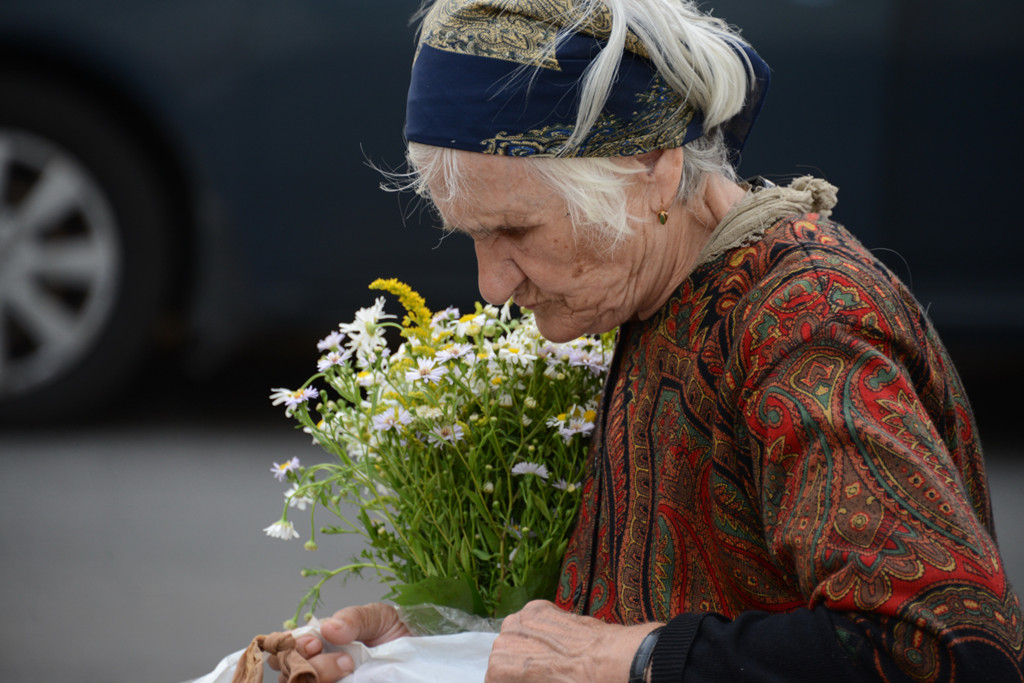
xmin=629 ymin=626 xmax=664 ymax=683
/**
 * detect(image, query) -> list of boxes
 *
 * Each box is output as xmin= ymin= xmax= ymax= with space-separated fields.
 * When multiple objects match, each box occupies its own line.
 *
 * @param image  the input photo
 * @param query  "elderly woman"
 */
xmin=286 ymin=0 xmax=1024 ymax=681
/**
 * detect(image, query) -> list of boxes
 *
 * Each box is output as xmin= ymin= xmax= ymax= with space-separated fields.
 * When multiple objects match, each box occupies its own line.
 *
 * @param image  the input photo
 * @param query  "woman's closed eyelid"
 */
xmin=440 ymin=223 xmax=489 ymax=240
xmin=446 ymin=222 xmax=530 ymax=242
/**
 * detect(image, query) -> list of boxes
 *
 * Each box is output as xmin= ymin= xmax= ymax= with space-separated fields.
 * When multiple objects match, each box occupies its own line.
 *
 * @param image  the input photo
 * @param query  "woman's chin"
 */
xmin=534 ymin=313 xmax=596 ymax=343
xmin=533 ymin=316 xmax=577 ymax=343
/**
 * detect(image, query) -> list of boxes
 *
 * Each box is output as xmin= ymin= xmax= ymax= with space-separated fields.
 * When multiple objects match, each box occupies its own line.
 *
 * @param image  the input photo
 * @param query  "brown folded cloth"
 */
xmin=230 ymin=631 xmax=318 ymax=683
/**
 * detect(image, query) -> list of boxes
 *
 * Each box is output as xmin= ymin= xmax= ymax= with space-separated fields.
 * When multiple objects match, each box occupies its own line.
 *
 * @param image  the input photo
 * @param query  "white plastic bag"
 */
xmin=339 ymin=631 xmax=498 ymax=682
xmin=184 ymin=612 xmax=499 ymax=683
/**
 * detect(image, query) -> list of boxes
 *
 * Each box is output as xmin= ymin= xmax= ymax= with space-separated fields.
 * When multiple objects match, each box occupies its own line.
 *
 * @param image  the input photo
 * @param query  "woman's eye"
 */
xmin=498 ymin=226 xmax=528 ymax=238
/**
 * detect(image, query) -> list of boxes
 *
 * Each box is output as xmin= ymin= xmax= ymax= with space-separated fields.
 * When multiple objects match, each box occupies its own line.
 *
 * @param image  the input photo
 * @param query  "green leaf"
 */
xmin=479 ymin=524 xmax=501 ymax=554
xmin=530 ymin=492 xmax=553 ymax=522
xmin=495 ymin=558 xmax=563 ymax=617
xmin=391 ymin=576 xmax=487 ymax=618
xmin=495 ymin=584 xmax=530 ymax=618
xmin=466 ymin=490 xmax=491 ymax=521
xmin=392 ymin=577 xmax=474 ymax=613
xmin=459 ymin=537 xmax=472 ymax=575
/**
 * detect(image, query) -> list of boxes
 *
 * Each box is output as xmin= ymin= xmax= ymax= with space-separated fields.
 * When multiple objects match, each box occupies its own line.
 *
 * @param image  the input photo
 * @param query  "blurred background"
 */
xmin=0 ymin=0 xmax=1022 ymax=680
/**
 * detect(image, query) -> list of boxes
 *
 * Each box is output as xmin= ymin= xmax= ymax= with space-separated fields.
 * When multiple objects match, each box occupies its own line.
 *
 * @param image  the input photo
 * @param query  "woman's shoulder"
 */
xmin=700 ymin=212 xmax=934 ymax=356
xmin=733 ymin=212 xmax=902 ymax=300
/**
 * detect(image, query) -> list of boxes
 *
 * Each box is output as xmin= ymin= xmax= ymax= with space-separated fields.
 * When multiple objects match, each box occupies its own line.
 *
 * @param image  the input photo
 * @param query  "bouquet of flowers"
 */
xmin=265 ymin=279 xmax=613 ymax=629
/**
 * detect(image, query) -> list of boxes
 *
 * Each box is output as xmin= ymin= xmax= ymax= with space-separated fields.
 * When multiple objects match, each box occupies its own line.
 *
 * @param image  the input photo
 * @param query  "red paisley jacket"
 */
xmin=556 ymin=213 xmax=1023 ymax=681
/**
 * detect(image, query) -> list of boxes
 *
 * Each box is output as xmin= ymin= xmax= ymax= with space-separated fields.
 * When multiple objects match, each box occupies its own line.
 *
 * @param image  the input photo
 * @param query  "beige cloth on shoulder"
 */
xmin=695 ymin=175 xmax=839 ymax=267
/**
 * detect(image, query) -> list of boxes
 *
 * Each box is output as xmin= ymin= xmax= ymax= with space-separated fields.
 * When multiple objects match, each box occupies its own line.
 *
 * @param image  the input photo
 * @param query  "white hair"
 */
xmin=405 ymin=133 xmax=733 ymax=249
xmin=396 ymin=0 xmax=753 ymax=248
xmin=562 ymin=0 xmax=753 ymax=151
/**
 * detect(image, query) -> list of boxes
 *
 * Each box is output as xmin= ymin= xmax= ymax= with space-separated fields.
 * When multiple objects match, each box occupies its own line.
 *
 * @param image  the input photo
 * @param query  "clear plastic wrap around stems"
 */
xmin=396 ymin=603 xmax=504 ymax=636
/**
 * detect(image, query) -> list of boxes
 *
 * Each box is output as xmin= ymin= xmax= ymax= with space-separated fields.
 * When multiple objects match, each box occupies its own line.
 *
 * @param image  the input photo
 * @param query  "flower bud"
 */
xmin=283 ymin=619 xmax=298 ymax=630
xmin=304 ymin=540 xmax=319 ymax=551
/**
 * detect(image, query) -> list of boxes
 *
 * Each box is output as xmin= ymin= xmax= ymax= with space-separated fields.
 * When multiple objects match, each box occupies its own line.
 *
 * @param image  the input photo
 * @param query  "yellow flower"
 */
xmin=369 ymin=279 xmax=432 ymax=341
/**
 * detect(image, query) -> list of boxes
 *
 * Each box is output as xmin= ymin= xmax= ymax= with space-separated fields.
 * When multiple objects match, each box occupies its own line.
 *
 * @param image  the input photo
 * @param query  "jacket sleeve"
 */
xmin=651 ymin=260 xmax=1023 ymax=682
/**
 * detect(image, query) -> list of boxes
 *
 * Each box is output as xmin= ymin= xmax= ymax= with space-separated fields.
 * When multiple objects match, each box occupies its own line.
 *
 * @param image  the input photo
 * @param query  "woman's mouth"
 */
xmin=513 ymin=295 xmax=538 ymax=309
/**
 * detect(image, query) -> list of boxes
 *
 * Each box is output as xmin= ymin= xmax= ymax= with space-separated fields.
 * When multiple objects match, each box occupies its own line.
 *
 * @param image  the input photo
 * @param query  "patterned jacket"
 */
xmin=556 ymin=212 xmax=1023 ymax=680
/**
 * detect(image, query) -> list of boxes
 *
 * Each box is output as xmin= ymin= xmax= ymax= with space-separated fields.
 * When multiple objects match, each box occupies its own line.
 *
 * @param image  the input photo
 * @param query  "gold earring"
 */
xmin=657 ymin=210 xmax=669 ymax=225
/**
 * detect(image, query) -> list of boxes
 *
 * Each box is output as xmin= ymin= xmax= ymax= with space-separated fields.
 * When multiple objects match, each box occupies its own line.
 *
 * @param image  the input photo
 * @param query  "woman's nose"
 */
xmin=474 ymin=238 xmax=523 ymax=305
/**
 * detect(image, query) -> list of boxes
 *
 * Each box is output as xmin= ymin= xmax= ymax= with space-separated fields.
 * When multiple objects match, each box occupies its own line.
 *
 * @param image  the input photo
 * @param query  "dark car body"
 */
xmin=0 ymin=0 xmax=1020 ymax=420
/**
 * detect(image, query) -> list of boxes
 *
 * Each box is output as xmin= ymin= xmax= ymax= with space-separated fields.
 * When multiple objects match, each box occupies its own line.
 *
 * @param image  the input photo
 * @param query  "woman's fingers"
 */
xmin=485 ymin=601 xmax=660 ymax=683
xmin=302 ymin=650 xmax=357 ymax=683
xmin=269 ymin=634 xmax=355 ymax=683
xmin=270 ymin=603 xmax=412 ymax=683
xmin=321 ymin=603 xmax=412 ymax=647
xmin=293 ymin=634 xmax=322 ymax=658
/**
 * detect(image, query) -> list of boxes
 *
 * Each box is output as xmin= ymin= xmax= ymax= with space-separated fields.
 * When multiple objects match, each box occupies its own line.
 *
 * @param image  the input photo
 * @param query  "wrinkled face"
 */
xmin=430 ymin=153 xmax=653 ymax=343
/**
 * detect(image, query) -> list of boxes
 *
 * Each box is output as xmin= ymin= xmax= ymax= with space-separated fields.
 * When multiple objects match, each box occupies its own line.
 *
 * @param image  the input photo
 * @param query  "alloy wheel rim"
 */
xmin=0 ymin=128 xmax=122 ymax=398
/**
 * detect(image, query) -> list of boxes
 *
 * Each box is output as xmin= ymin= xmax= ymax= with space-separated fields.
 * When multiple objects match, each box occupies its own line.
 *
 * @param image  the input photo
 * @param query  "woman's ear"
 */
xmin=649 ymin=147 xmax=685 ymax=209
xmin=613 ymin=148 xmax=685 ymax=212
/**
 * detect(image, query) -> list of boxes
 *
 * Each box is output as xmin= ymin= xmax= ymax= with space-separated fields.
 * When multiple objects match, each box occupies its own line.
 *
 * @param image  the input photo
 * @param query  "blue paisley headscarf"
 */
xmin=405 ymin=0 xmax=770 ymax=160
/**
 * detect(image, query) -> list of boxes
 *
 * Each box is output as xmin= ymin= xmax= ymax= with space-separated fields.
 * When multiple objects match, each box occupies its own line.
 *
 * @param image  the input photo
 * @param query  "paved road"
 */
xmin=1 ymin=361 xmax=1022 ymax=682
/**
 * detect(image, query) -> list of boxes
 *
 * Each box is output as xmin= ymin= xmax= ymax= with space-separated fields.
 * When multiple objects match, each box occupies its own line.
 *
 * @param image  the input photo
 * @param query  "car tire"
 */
xmin=0 ymin=72 xmax=174 ymax=422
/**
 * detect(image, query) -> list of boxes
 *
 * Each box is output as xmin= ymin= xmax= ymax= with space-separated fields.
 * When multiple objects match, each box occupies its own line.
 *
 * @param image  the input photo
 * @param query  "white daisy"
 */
xmin=455 ymin=313 xmax=486 ymax=337
xmin=317 ymin=349 xmax=351 ymax=372
xmin=269 ymin=387 xmax=317 ymax=408
xmin=354 ymin=346 xmax=390 ymax=371
xmin=339 ymin=297 xmax=395 ymax=354
xmin=316 ymin=330 xmax=345 ymax=351
xmin=271 ymin=456 xmax=301 ymax=481
xmin=431 ymin=307 xmax=461 ymax=326
xmin=511 ymin=461 xmax=549 ymax=480
xmin=551 ymin=479 xmax=580 ymax=493
xmin=435 ymin=343 xmax=473 ymax=363
xmin=558 ymin=415 xmax=595 ymax=441
xmin=427 ymin=423 xmax=464 ymax=446
xmin=570 ymin=349 xmax=609 ymax=375
xmin=284 ymin=485 xmax=315 ymax=511
xmin=263 ymin=520 xmax=300 ymax=540
xmin=405 ymin=357 xmax=447 ymax=384
xmin=371 ymin=406 xmax=413 ymax=432
xmin=416 ymin=405 xmax=443 ymax=420
xmin=355 ymin=370 xmax=378 ymax=387
xmin=546 ymin=413 xmax=567 ymax=428
xmin=497 ymin=345 xmax=537 ymax=367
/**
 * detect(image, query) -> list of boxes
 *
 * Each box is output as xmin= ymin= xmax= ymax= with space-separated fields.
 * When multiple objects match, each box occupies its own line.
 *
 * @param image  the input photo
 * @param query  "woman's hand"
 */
xmin=485 ymin=600 xmax=662 ymax=683
xmin=270 ymin=602 xmax=412 ymax=683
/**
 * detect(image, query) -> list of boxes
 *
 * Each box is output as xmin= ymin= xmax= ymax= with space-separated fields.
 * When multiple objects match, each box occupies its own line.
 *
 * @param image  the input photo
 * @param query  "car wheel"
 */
xmin=0 ymin=73 xmax=173 ymax=421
